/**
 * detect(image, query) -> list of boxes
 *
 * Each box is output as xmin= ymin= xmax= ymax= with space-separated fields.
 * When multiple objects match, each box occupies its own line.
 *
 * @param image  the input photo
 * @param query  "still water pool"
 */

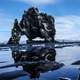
xmin=0 ymin=46 xmax=80 ymax=80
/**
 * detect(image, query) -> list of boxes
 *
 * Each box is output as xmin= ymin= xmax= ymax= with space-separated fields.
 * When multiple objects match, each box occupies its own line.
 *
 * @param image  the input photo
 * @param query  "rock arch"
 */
xmin=8 ymin=7 xmax=56 ymax=44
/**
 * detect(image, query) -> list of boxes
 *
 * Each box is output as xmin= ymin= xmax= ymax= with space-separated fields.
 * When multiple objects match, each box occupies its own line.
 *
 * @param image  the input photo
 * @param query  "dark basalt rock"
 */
xmin=72 ymin=60 xmax=80 ymax=65
xmin=8 ymin=7 xmax=56 ymax=44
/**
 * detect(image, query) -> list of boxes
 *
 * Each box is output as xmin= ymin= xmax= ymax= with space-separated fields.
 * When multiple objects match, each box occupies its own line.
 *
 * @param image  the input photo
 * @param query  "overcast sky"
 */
xmin=0 ymin=0 xmax=80 ymax=42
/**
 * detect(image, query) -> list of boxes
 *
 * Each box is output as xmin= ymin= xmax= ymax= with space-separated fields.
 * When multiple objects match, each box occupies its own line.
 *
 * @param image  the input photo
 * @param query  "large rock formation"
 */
xmin=8 ymin=7 xmax=56 ymax=44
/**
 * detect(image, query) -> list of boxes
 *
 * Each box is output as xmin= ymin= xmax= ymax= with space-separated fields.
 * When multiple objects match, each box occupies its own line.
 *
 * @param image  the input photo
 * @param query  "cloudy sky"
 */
xmin=0 ymin=0 xmax=80 ymax=42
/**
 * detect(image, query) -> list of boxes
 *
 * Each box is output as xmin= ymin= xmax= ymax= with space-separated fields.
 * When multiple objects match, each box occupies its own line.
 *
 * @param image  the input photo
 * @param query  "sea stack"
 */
xmin=8 ymin=7 xmax=56 ymax=44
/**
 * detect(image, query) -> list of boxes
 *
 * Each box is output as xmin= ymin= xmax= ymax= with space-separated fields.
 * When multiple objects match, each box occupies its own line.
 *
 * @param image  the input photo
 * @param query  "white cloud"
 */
xmin=55 ymin=15 xmax=80 ymax=40
xmin=16 ymin=0 xmax=58 ymax=5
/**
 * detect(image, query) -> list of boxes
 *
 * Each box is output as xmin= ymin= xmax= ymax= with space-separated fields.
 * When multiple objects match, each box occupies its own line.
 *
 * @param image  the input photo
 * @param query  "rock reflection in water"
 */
xmin=10 ymin=47 xmax=64 ymax=79
xmin=12 ymin=47 xmax=56 ymax=62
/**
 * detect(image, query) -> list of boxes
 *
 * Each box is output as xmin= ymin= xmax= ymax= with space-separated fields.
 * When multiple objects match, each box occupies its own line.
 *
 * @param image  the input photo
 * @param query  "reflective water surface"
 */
xmin=0 ymin=45 xmax=80 ymax=80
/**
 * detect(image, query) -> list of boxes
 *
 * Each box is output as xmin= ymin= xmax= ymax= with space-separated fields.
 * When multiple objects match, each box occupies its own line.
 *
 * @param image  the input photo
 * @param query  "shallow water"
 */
xmin=0 ymin=45 xmax=80 ymax=80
